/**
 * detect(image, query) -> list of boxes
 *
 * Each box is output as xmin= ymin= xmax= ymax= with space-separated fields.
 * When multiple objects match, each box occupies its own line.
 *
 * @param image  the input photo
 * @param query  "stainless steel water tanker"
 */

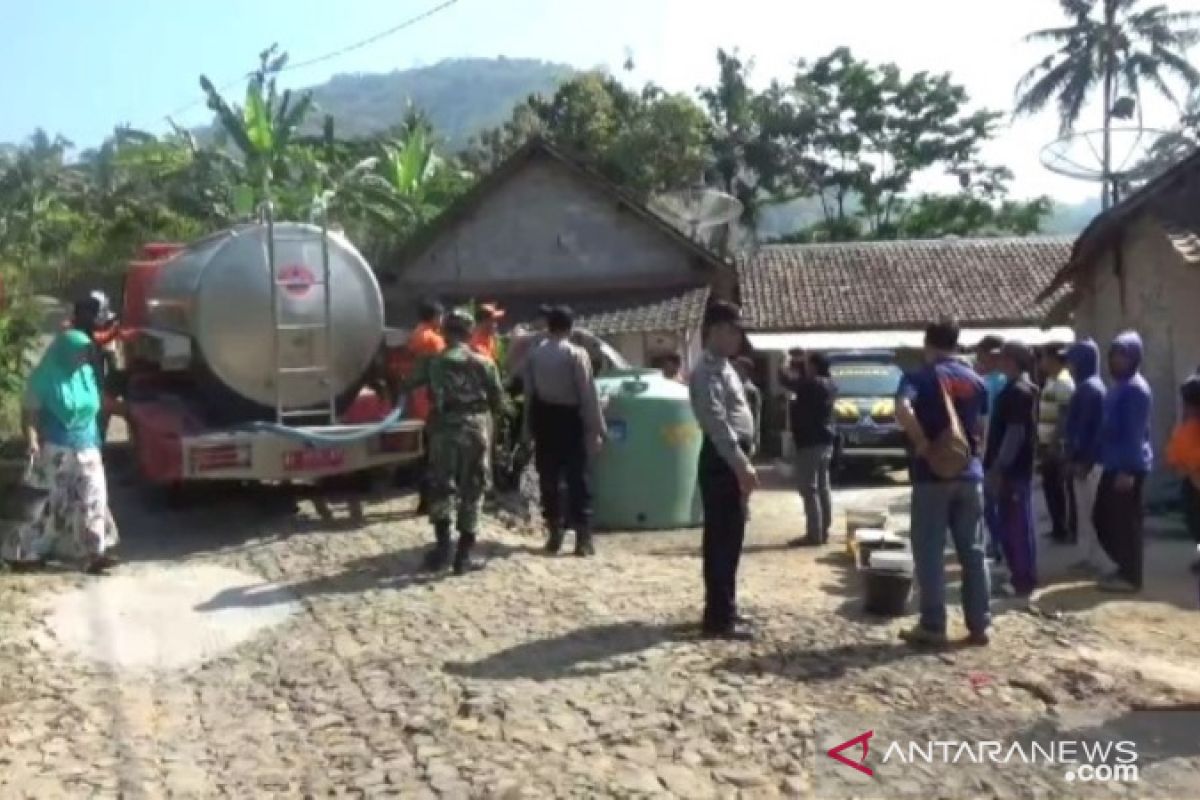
xmin=145 ymin=223 xmax=383 ymax=416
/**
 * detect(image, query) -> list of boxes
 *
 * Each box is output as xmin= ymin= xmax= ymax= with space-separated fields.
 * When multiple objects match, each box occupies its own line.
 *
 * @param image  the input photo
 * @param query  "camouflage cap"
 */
xmin=444 ymin=307 xmax=474 ymax=333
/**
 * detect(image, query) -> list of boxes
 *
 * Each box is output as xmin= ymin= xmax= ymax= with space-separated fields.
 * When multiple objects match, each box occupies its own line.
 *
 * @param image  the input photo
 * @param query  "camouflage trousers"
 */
xmin=427 ymin=414 xmax=491 ymax=534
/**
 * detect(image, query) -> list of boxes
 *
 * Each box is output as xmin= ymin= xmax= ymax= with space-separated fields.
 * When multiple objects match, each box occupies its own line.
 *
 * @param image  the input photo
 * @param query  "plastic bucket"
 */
xmin=855 ymin=530 xmax=907 ymax=570
xmin=0 ymin=457 xmax=48 ymax=524
xmin=863 ymin=571 xmax=913 ymax=617
xmin=845 ymin=509 xmax=890 ymax=558
xmin=862 ymin=550 xmax=914 ymax=617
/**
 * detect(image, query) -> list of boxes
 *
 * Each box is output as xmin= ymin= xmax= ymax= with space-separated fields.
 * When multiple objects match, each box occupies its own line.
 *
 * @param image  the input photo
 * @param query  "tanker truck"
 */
xmin=116 ymin=222 xmax=423 ymax=490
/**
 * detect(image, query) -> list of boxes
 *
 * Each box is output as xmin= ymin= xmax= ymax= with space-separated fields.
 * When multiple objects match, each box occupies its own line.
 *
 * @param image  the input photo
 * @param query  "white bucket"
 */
xmin=869 ymin=550 xmax=914 ymax=574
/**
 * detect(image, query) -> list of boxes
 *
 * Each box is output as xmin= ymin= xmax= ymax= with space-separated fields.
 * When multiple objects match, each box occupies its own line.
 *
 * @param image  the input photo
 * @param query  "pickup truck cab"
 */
xmin=828 ymin=350 xmax=907 ymax=475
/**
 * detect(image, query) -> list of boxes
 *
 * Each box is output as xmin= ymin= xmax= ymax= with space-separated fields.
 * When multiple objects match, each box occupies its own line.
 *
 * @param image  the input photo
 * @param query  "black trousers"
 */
xmin=1094 ymin=470 xmax=1145 ymax=588
xmin=417 ymin=429 xmax=432 ymax=509
xmin=1040 ymin=456 xmax=1076 ymax=540
xmin=698 ymin=437 xmax=748 ymax=630
xmin=1182 ymin=478 xmax=1200 ymax=545
xmin=530 ymin=397 xmax=591 ymax=531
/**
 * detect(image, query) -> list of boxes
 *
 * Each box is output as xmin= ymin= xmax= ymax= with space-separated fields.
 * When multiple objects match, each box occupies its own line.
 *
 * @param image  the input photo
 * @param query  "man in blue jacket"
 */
xmin=896 ymin=320 xmax=991 ymax=647
xmin=1094 ymin=331 xmax=1153 ymax=593
xmin=1063 ymin=339 xmax=1111 ymax=574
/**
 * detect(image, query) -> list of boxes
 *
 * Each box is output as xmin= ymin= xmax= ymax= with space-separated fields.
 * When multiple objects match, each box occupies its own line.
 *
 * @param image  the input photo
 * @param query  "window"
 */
xmin=831 ymin=363 xmax=902 ymax=397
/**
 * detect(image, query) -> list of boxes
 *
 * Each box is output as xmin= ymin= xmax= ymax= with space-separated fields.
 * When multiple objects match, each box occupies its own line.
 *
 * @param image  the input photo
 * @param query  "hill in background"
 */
xmin=1041 ymin=197 xmax=1102 ymax=235
xmin=304 ymin=57 xmax=575 ymax=147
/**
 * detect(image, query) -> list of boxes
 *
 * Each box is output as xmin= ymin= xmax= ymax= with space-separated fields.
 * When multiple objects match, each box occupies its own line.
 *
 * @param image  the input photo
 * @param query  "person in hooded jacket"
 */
xmin=1063 ymin=338 xmax=1113 ymax=574
xmin=1093 ymin=331 xmax=1153 ymax=593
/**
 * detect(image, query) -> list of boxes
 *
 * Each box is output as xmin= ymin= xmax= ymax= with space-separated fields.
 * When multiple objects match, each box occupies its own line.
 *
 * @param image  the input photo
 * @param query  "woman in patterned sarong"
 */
xmin=3 ymin=330 xmax=119 ymax=574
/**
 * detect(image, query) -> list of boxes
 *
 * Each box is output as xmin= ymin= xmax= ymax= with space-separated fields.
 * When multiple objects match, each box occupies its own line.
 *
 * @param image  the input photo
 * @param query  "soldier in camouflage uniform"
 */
xmin=404 ymin=308 xmax=506 ymax=574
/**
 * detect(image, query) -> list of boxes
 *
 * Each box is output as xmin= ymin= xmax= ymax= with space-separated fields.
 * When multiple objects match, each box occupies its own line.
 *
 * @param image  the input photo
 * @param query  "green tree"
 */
xmin=604 ymin=86 xmax=712 ymax=195
xmin=1016 ymin=0 xmax=1200 ymax=208
xmin=200 ymin=44 xmax=316 ymax=217
xmin=791 ymin=48 xmax=1006 ymax=241
xmin=0 ymin=130 xmax=89 ymax=290
xmin=76 ymin=127 xmax=223 ymax=267
xmin=697 ymin=50 xmax=809 ymax=234
xmin=465 ymin=72 xmax=712 ymax=198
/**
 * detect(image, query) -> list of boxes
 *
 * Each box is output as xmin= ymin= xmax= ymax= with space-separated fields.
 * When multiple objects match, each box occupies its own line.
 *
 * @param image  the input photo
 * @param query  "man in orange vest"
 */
xmin=407 ymin=300 xmax=446 ymax=420
xmin=406 ymin=300 xmax=445 ymax=513
xmin=469 ymin=303 xmax=505 ymax=363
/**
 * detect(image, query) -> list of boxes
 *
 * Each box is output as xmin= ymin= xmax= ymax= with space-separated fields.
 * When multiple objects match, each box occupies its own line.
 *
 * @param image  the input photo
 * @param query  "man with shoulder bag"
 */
xmin=895 ymin=320 xmax=991 ymax=648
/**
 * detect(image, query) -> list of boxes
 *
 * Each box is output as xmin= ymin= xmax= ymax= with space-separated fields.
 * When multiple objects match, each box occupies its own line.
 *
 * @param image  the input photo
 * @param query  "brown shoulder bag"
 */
xmin=925 ymin=379 xmax=971 ymax=479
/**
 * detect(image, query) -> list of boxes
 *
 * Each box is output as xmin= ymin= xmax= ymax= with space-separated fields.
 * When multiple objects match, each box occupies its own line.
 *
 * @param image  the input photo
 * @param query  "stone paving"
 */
xmin=1 ymin=466 xmax=1199 ymax=799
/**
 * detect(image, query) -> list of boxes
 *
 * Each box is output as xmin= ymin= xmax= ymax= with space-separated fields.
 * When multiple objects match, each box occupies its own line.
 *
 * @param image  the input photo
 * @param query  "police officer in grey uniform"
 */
xmin=522 ymin=306 xmax=606 ymax=556
xmin=689 ymin=301 xmax=758 ymax=640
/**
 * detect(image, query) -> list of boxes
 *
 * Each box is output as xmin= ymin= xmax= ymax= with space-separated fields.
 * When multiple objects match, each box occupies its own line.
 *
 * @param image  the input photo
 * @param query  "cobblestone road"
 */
xmin=2 ymin=465 xmax=1199 ymax=799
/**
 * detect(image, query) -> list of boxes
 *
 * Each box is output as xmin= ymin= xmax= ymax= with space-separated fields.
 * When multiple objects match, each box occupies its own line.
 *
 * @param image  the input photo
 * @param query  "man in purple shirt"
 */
xmin=896 ymin=320 xmax=992 ymax=647
xmin=984 ymin=342 xmax=1039 ymax=601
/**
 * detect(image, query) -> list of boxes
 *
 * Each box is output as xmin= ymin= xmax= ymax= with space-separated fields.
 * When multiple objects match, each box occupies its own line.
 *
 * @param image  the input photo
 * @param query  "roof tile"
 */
xmin=739 ymin=237 xmax=1073 ymax=331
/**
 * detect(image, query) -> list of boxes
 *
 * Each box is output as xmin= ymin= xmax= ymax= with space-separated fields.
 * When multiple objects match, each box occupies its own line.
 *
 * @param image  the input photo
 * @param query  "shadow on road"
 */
xmin=716 ymin=638 xmax=943 ymax=683
xmin=194 ymin=539 xmax=540 ymax=611
xmin=1032 ymin=534 xmax=1200 ymax=615
xmin=106 ymin=468 xmax=419 ymax=562
xmin=443 ymin=621 xmax=693 ymax=681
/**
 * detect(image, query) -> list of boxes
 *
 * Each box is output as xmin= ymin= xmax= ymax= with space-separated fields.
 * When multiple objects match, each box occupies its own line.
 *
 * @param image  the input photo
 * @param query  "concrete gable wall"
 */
xmin=398 ymin=156 xmax=702 ymax=292
xmin=1075 ymin=213 xmax=1200 ymax=486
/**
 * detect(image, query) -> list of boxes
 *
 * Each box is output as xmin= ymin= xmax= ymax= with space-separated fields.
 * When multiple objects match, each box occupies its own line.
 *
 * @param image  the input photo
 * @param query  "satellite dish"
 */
xmin=649 ymin=188 xmax=744 ymax=239
xmin=1040 ymin=126 xmax=1168 ymax=205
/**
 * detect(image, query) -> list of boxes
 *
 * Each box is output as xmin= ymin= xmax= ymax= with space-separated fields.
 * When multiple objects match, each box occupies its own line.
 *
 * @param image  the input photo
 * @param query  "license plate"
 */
xmin=284 ymin=448 xmax=345 ymax=472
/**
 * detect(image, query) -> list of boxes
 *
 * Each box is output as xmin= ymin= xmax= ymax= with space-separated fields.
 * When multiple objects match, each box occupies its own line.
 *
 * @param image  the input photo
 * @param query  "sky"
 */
xmin=5 ymin=0 xmax=1200 ymax=202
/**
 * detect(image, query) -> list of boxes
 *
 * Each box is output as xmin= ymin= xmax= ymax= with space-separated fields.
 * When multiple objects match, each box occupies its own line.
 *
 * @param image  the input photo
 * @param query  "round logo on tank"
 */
xmin=277 ymin=264 xmax=316 ymax=298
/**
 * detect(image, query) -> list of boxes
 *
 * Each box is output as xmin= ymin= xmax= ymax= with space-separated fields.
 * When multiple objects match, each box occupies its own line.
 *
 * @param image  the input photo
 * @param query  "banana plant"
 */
xmin=376 ymin=126 xmax=473 ymax=228
xmin=200 ymin=45 xmax=314 ymax=217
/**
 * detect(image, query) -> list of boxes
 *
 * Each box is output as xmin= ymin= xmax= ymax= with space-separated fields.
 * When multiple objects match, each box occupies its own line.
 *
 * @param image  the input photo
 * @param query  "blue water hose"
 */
xmin=235 ymin=401 xmax=408 ymax=445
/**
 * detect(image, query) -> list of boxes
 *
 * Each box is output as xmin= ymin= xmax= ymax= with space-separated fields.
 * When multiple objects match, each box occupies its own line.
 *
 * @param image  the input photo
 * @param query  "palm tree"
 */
xmin=1016 ymin=0 xmax=1200 ymax=207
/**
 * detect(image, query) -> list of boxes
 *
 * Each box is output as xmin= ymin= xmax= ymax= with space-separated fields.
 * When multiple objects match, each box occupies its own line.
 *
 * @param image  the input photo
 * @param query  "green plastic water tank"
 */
xmin=592 ymin=368 xmax=703 ymax=530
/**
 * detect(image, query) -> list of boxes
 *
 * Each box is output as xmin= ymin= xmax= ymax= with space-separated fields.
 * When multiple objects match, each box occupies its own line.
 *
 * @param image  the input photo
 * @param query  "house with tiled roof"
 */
xmin=382 ymin=137 xmax=732 ymax=370
xmin=1039 ymin=149 xmax=1200 ymax=485
xmin=737 ymin=236 xmax=1075 ymax=457
xmin=739 ymin=237 xmax=1075 ymax=351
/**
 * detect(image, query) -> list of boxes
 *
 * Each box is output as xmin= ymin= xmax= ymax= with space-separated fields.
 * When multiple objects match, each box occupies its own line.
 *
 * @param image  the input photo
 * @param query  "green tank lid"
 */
xmin=591 ymin=368 xmax=702 ymax=530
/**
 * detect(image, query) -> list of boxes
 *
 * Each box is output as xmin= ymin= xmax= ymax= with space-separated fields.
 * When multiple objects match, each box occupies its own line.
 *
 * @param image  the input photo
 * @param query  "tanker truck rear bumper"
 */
xmin=128 ymin=399 xmax=424 ymax=484
xmin=178 ymin=422 xmax=425 ymax=482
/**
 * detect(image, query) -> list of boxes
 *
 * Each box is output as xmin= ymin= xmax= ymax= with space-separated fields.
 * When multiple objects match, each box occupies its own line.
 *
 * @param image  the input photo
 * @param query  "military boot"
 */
xmin=574 ymin=524 xmax=596 ymax=557
xmin=453 ymin=531 xmax=484 ymax=575
xmin=544 ymin=525 xmax=565 ymax=555
xmin=423 ymin=521 xmax=452 ymax=572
